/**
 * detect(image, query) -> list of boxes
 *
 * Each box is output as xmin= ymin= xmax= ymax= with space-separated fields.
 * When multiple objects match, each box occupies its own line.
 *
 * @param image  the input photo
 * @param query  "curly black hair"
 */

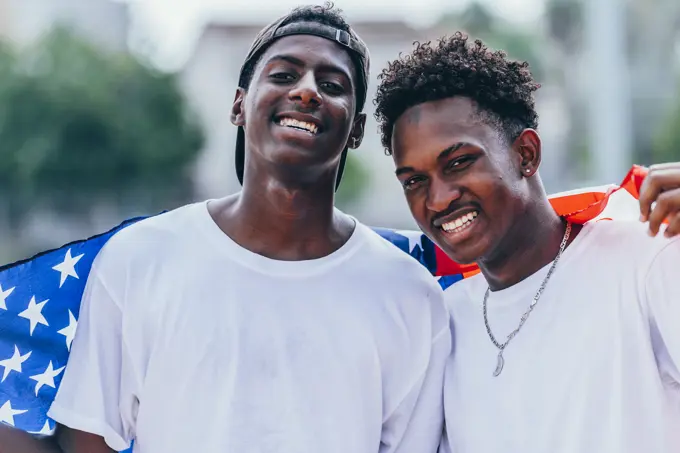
xmin=239 ymin=2 xmax=365 ymax=111
xmin=374 ymin=32 xmax=540 ymax=154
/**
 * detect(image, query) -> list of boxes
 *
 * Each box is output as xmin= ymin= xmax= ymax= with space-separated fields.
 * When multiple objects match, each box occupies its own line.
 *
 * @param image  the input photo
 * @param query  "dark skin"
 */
xmin=391 ymin=96 xmax=582 ymax=291
xmin=391 ymin=96 xmax=680 ymax=290
xmin=209 ymin=34 xmax=366 ymax=261
xmin=0 ymin=424 xmax=111 ymax=453
xmin=0 ymin=33 xmax=366 ymax=453
xmin=639 ymin=162 xmax=680 ymax=237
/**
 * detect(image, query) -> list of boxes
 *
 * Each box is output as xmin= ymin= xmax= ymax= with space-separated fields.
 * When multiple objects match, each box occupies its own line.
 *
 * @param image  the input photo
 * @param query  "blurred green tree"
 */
xmin=652 ymin=85 xmax=680 ymax=163
xmin=436 ymin=2 xmax=545 ymax=81
xmin=0 ymin=27 xmax=204 ymax=231
xmin=336 ymin=151 xmax=369 ymax=210
xmin=0 ymin=26 xmax=368 ymax=230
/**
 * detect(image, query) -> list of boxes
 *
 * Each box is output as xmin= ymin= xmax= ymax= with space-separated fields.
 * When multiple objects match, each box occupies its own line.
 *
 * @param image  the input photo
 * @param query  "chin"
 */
xmin=265 ymin=150 xmax=338 ymax=182
xmin=434 ymin=232 xmax=490 ymax=266
xmin=266 ymin=147 xmax=322 ymax=168
xmin=443 ymin=248 xmax=479 ymax=266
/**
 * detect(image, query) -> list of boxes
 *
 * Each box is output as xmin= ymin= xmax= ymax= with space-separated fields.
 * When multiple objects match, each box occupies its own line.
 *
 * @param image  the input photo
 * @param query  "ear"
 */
xmin=231 ymin=88 xmax=246 ymax=127
xmin=347 ymin=113 xmax=367 ymax=149
xmin=513 ymin=129 xmax=542 ymax=177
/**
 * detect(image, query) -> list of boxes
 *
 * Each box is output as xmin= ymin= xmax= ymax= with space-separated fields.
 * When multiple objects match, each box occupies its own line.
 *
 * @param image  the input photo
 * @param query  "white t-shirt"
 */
xmin=48 ymin=201 xmax=450 ymax=453
xmin=439 ymin=220 xmax=680 ymax=453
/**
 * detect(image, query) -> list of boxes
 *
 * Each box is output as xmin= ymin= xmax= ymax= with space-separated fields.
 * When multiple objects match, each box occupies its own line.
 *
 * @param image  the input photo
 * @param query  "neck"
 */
xmin=478 ymin=199 xmax=581 ymax=291
xmin=209 ymin=170 xmax=353 ymax=261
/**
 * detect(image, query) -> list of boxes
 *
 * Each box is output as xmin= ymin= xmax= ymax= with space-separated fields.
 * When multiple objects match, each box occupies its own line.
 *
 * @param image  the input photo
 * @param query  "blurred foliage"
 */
xmin=437 ymin=2 xmax=545 ymax=81
xmin=336 ymin=151 xmax=369 ymax=209
xmin=0 ymin=26 xmax=369 ymax=228
xmin=0 ymin=27 xmax=204 ymax=229
xmin=545 ymin=0 xmax=680 ymax=168
xmin=545 ymin=0 xmax=583 ymax=53
xmin=652 ymin=85 xmax=680 ymax=163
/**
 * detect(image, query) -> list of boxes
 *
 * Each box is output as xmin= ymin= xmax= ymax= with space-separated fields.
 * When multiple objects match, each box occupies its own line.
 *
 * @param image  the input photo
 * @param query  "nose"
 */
xmin=426 ymin=177 xmax=462 ymax=213
xmin=289 ymin=72 xmax=322 ymax=108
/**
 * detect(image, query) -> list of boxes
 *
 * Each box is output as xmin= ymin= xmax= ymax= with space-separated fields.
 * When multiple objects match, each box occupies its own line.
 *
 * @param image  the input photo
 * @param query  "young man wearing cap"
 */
xmin=0 ymin=4 xmax=449 ymax=453
xmin=374 ymin=33 xmax=680 ymax=453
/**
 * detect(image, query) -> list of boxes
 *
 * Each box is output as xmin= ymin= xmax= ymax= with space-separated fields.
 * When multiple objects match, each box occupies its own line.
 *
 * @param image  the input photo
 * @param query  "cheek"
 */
xmin=248 ymin=84 xmax=279 ymax=117
xmin=473 ymin=158 xmax=521 ymax=198
xmin=480 ymin=176 xmax=526 ymax=225
xmin=244 ymin=97 xmax=262 ymax=127
xmin=251 ymin=92 xmax=269 ymax=117
xmin=330 ymin=101 xmax=354 ymax=130
xmin=405 ymin=192 xmax=430 ymax=226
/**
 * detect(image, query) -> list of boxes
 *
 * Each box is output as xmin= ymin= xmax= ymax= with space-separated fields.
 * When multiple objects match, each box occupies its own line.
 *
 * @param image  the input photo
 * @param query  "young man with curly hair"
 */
xmin=374 ymin=32 xmax=680 ymax=452
xmin=0 ymin=4 xmax=450 ymax=453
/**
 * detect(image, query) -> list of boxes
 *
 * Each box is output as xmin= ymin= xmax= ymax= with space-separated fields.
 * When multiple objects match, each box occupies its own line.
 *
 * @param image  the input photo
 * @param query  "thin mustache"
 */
xmin=431 ymin=201 xmax=462 ymax=224
xmin=431 ymin=202 xmax=480 ymax=227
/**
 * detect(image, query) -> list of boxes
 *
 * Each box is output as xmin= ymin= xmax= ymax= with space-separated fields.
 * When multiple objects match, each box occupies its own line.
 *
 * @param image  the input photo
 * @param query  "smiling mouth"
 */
xmin=276 ymin=117 xmax=319 ymax=135
xmin=440 ymin=211 xmax=479 ymax=234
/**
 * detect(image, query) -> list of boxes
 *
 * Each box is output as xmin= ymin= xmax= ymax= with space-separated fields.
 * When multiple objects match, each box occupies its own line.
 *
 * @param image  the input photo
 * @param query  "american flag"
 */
xmin=0 ymin=216 xmax=146 ymax=451
xmin=0 ymin=165 xmax=649 ymax=452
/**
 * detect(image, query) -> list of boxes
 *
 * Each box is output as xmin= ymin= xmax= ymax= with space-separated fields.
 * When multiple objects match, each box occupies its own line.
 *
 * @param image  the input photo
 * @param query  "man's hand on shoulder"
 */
xmin=639 ymin=162 xmax=680 ymax=237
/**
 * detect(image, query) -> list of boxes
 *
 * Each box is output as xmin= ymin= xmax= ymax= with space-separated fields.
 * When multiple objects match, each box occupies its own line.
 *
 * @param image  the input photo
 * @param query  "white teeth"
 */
xmin=441 ymin=211 xmax=478 ymax=233
xmin=278 ymin=117 xmax=318 ymax=134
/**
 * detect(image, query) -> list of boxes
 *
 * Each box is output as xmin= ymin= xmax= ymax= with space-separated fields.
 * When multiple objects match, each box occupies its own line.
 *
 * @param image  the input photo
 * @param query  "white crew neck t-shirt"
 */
xmin=48 ymin=201 xmax=450 ymax=453
xmin=439 ymin=220 xmax=680 ymax=453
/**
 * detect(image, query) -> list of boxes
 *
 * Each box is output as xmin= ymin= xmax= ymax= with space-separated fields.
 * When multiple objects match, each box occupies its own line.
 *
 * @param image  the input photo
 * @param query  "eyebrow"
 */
xmin=264 ymin=54 xmax=353 ymax=83
xmin=394 ymin=142 xmax=474 ymax=177
xmin=264 ymin=54 xmax=306 ymax=67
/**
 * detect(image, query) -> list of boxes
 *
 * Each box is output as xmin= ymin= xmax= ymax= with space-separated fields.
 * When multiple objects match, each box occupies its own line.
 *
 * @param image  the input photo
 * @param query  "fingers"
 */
xmin=647 ymin=188 xmax=680 ymax=236
xmin=639 ymin=165 xmax=680 ymax=222
xmin=644 ymin=162 xmax=680 ymax=171
xmin=664 ymin=212 xmax=680 ymax=238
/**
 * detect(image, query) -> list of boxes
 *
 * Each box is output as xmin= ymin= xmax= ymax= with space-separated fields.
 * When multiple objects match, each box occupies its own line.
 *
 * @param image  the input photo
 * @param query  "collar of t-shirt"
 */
xmin=472 ymin=222 xmax=596 ymax=309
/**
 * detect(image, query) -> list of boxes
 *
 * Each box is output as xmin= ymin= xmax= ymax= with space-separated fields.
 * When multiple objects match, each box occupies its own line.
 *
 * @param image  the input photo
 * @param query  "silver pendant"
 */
xmin=493 ymin=350 xmax=504 ymax=377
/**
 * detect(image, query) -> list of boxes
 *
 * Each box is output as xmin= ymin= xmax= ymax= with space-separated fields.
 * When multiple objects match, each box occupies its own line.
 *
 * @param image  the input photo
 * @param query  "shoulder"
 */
xmin=349 ymin=222 xmax=449 ymax=320
xmin=580 ymin=219 xmax=647 ymax=244
xmin=107 ymin=202 xmax=204 ymax=247
xmin=90 ymin=201 xmax=206 ymax=281
xmin=443 ymin=272 xmax=485 ymax=315
xmin=354 ymin=223 xmax=441 ymax=288
xmin=582 ymin=220 xmax=679 ymax=266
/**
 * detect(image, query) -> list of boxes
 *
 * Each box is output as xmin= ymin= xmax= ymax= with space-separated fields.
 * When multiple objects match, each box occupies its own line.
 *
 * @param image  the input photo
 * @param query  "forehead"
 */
xmin=391 ymin=97 xmax=499 ymax=162
xmin=254 ymin=34 xmax=356 ymax=79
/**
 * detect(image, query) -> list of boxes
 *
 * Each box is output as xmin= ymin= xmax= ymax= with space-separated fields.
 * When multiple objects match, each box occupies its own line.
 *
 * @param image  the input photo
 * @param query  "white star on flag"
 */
xmin=29 ymin=420 xmax=55 ymax=436
xmin=57 ymin=310 xmax=78 ymax=351
xmin=0 ymin=400 xmax=28 ymax=427
xmin=395 ymin=230 xmax=423 ymax=253
xmin=0 ymin=284 xmax=14 ymax=310
xmin=29 ymin=361 xmax=65 ymax=396
xmin=18 ymin=296 xmax=49 ymax=336
xmin=0 ymin=345 xmax=32 ymax=382
xmin=52 ymin=248 xmax=84 ymax=288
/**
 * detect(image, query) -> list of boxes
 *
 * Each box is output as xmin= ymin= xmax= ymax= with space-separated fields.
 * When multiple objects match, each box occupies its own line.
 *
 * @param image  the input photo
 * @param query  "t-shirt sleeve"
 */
xmin=379 ymin=291 xmax=451 ymax=453
xmin=644 ymin=236 xmax=680 ymax=382
xmin=47 ymin=253 xmax=137 ymax=452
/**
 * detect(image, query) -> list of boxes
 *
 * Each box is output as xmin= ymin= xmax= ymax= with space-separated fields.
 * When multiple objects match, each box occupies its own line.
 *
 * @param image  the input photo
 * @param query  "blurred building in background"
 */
xmin=0 ymin=0 xmax=129 ymax=51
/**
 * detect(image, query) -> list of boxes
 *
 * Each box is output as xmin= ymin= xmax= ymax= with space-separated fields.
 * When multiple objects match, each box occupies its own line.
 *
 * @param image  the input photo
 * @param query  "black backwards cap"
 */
xmin=234 ymin=12 xmax=371 ymax=190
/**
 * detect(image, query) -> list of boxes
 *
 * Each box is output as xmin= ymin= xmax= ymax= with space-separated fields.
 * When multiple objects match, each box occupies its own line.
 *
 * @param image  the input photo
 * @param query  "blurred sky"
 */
xmin=125 ymin=0 xmax=545 ymax=68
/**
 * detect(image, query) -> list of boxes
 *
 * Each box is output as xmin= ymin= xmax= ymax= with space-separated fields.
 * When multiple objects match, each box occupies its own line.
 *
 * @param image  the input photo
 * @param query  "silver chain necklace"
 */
xmin=483 ymin=222 xmax=572 ymax=377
